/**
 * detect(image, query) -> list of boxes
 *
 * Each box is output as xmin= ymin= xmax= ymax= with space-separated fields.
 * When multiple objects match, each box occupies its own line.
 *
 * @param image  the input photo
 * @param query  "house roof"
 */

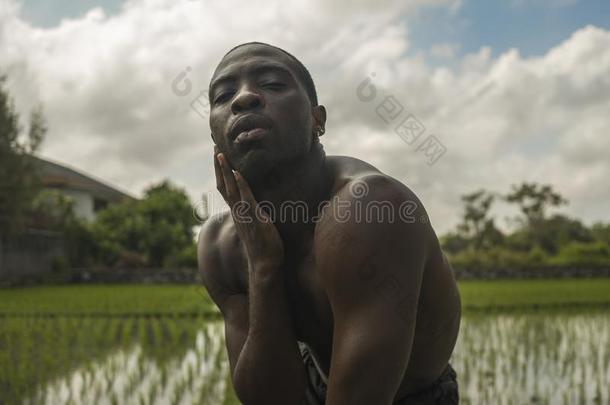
xmin=34 ymin=156 xmax=136 ymax=203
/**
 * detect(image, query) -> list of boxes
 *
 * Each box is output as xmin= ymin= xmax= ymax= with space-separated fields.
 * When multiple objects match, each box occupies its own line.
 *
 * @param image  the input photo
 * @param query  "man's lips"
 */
xmin=234 ymin=127 xmax=268 ymax=144
xmin=229 ymin=114 xmax=273 ymax=142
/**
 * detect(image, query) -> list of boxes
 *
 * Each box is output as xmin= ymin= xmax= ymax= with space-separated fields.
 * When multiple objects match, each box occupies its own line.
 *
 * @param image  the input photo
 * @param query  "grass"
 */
xmin=0 ymin=279 xmax=608 ymax=404
xmin=458 ymin=278 xmax=610 ymax=310
xmin=0 ymin=279 xmax=609 ymax=315
xmin=0 ymin=316 xmax=237 ymax=404
xmin=0 ymin=284 xmax=216 ymax=316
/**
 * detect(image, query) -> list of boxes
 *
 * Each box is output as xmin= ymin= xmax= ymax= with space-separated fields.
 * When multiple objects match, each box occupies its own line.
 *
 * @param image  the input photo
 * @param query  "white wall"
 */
xmin=57 ymin=189 xmax=96 ymax=222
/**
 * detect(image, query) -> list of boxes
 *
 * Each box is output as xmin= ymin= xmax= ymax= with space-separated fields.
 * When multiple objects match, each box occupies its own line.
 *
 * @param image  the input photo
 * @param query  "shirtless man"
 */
xmin=198 ymin=42 xmax=461 ymax=405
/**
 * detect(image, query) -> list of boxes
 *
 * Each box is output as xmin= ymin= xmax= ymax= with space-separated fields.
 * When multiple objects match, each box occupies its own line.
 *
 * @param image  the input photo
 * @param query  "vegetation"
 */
xmin=1 ymin=280 xmax=609 ymax=315
xmin=1 ymin=76 xmax=198 ymax=271
xmin=441 ymin=182 xmax=610 ymax=270
xmin=0 ymin=316 xmax=238 ymax=405
xmin=3 ymin=309 xmax=607 ymax=404
xmin=0 ymin=75 xmax=47 ymax=236
xmin=1 ymin=281 xmax=608 ymax=404
xmin=459 ymin=279 xmax=610 ymax=310
xmin=27 ymin=180 xmax=199 ymax=270
xmin=87 ymin=181 xmax=199 ymax=268
xmin=451 ymin=311 xmax=609 ymax=403
xmin=0 ymin=284 xmax=215 ymax=315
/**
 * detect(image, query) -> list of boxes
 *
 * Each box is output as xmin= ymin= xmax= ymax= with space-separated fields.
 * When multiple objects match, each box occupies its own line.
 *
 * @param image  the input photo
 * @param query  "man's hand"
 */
xmin=210 ymin=146 xmax=307 ymax=404
xmin=214 ymin=145 xmax=284 ymax=271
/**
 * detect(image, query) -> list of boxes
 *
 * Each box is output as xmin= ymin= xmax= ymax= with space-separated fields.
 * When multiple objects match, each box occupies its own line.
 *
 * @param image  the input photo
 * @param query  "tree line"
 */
xmin=441 ymin=184 xmax=610 ymax=269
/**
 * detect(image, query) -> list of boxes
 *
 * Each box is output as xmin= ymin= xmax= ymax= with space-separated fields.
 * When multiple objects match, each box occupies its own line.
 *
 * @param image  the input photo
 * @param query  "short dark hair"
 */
xmin=222 ymin=41 xmax=318 ymax=106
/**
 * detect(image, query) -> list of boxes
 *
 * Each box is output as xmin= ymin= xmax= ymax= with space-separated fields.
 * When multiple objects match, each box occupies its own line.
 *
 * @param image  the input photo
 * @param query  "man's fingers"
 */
xmin=218 ymin=153 xmax=240 ymax=207
xmin=233 ymin=170 xmax=256 ymax=219
xmin=233 ymin=170 xmax=255 ymax=203
xmin=213 ymin=149 xmax=226 ymax=198
xmin=234 ymin=171 xmax=272 ymax=224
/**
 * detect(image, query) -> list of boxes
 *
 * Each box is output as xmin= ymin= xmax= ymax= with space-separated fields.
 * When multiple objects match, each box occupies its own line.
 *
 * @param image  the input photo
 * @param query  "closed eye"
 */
xmin=214 ymin=91 xmax=234 ymax=104
xmin=261 ymin=82 xmax=285 ymax=90
xmin=213 ymin=82 xmax=285 ymax=104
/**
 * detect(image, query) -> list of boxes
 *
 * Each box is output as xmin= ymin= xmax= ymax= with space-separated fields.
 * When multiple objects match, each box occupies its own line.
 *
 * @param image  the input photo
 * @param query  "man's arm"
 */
xmin=199 ymin=151 xmax=308 ymax=405
xmin=197 ymin=215 xmax=248 ymax=381
xmin=198 ymin=213 xmax=308 ymax=405
xmin=316 ymin=175 xmax=432 ymax=405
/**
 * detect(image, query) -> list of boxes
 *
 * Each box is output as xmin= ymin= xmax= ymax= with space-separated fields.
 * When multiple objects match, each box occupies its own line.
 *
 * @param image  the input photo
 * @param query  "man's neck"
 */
xmin=249 ymin=142 xmax=332 ymax=255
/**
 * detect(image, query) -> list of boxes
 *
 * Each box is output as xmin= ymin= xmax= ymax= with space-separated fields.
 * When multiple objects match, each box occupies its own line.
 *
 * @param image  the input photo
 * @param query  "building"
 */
xmin=34 ymin=156 xmax=135 ymax=221
xmin=0 ymin=157 xmax=136 ymax=283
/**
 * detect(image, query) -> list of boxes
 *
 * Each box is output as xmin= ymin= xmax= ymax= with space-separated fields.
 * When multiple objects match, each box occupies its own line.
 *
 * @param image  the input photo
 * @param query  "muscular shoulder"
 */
xmin=314 ymin=171 xmax=435 ymax=283
xmin=320 ymin=167 xmax=432 ymax=231
xmin=197 ymin=211 xmax=244 ymax=296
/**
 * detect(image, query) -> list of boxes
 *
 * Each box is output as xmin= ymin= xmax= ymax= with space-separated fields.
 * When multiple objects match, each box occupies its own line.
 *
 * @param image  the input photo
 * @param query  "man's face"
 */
xmin=208 ymin=45 xmax=315 ymax=184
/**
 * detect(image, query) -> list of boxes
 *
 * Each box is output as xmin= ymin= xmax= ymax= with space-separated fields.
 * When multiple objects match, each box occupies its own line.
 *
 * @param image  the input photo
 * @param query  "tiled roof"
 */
xmin=34 ymin=156 xmax=135 ymax=203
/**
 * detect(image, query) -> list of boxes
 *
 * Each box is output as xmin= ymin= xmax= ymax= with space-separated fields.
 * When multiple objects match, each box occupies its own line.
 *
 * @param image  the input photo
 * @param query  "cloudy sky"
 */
xmin=1 ymin=0 xmax=609 ymax=234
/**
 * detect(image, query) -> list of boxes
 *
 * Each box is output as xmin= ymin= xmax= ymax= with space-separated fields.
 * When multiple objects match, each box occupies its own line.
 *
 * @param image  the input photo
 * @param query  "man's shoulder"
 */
xmin=324 ymin=156 xmax=428 ymax=225
xmin=325 ymin=154 xmax=381 ymax=181
xmin=197 ymin=211 xmax=232 ymax=253
xmin=315 ymin=160 xmax=435 ymax=275
xmin=197 ymin=211 xmax=239 ymax=292
xmin=325 ymin=155 xmax=420 ymax=203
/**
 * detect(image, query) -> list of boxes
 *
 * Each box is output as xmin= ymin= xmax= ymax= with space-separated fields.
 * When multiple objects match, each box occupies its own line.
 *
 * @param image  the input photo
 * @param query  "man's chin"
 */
xmin=235 ymin=149 xmax=276 ymax=184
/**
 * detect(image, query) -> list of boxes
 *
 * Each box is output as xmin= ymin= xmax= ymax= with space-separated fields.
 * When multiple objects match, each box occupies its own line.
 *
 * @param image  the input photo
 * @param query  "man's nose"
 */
xmin=231 ymin=86 xmax=263 ymax=114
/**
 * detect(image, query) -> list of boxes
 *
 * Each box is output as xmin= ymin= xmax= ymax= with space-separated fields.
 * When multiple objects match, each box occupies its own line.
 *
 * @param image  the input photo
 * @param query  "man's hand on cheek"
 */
xmin=214 ymin=146 xmax=284 ymax=272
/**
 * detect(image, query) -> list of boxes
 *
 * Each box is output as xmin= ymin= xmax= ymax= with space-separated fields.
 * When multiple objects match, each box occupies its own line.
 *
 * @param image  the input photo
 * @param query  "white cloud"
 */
xmin=429 ymin=43 xmax=460 ymax=59
xmin=0 ymin=0 xmax=608 ymax=234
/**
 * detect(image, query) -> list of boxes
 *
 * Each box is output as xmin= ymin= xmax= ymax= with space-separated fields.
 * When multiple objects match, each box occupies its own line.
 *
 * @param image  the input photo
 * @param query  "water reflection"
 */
xmin=20 ymin=312 xmax=610 ymax=405
xmin=26 ymin=322 xmax=233 ymax=405
xmin=453 ymin=311 xmax=609 ymax=404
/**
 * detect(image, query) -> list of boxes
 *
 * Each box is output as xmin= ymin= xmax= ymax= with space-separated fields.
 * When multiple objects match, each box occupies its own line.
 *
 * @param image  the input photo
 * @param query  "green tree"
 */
xmin=91 ymin=180 xmax=198 ymax=268
xmin=504 ymin=214 xmax=593 ymax=255
xmin=442 ymin=183 xmax=609 ymax=271
xmin=504 ymin=183 xmax=569 ymax=253
xmin=439 ymin=231 xmax=470 ymax=255
xmin=504 ymin=182 xmax=567 ymax=226
xmin=591 ymin=222 xmax=610 ymax=246
xmin=30 ymin=189 xmax=77 ymax=230
xmin=29 ymin=189 xmax=98 ymax=268
xmin=0 ymin=75 xmax=47 ymax=235
xmin=551 ymin=240 xmax=610 ymax=267
xmin=536 ymin=214 xmax=593 ymax=254
xmin=456 ymin=189 xmax=503 ymax=250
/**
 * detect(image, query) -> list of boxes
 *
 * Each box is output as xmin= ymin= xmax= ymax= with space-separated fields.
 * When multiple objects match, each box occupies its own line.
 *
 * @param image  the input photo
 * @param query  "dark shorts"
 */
xmin=299 ymin=342 xmax=459 ymax=404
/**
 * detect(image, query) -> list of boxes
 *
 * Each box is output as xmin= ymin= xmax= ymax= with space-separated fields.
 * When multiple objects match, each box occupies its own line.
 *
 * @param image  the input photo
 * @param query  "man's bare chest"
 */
xmin=233 ymin=238 xmax=334 ymax=357
xmin=284 ymin=249 xmax=334 ymax=346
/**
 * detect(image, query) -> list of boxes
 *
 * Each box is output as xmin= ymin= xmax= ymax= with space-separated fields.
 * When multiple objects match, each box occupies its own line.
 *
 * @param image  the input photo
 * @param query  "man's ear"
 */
xmin=312 ymin=105 xmax=327 ymax=136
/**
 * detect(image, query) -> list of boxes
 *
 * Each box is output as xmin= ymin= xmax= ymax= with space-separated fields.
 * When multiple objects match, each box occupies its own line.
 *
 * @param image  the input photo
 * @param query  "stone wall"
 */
xmin=1 ymin=266 xmax=200 ymax=286
xmin=454 ymin=265 xmax=610 ymax=280
xmin=0 ymin=229 xmax=65 ymax=283
xmin=70 ymin=267 xmax=201 ymax=284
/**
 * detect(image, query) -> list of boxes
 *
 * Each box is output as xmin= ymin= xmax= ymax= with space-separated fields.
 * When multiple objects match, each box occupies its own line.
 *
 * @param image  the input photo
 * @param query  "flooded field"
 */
xmin=452 ymin=311 xmax=609 ymax=404
xmin=2 ymin=310 xmax=608 ymax=404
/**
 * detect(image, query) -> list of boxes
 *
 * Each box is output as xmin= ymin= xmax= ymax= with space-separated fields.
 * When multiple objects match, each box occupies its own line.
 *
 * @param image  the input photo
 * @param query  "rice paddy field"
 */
xmin=1 ymin=279 xmax=609 ymax=405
